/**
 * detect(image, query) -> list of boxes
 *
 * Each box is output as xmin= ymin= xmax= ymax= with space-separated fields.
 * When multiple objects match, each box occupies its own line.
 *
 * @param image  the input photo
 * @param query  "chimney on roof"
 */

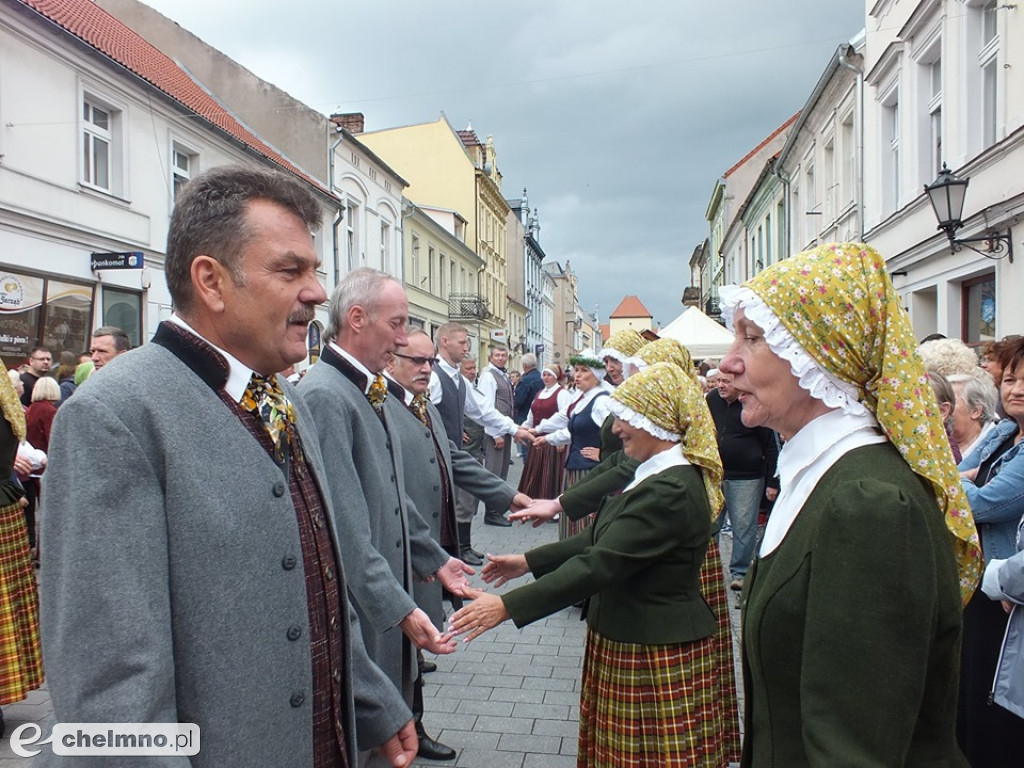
xmin=330 ymin=112 xmax=365 ymax=134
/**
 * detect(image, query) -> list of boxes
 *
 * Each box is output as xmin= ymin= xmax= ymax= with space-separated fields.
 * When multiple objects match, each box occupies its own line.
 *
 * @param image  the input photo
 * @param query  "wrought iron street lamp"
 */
xmin=924 ymin=164 xmax=1013 ymax=263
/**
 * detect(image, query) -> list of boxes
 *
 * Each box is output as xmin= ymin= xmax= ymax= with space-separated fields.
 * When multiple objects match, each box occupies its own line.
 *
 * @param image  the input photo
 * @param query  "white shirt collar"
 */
xmin=760 ymin=407 xmax=886 ymax=555
xmin=624 ymin=443 xmax=690 ymax=492
xmin=536 ymin=384 xmax=561 ymax=400
xmin=437 ymin=356 xmax=461 ymax=381
xmin=329 ymin=341 xmax=376 ymax=395
xmin=168 ymin=314 xmax=256 ymax=403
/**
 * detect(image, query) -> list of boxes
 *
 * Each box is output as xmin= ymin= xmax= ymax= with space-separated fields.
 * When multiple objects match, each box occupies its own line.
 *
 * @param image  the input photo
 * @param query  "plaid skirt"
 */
xmin=0 ymin=499 xmax=43 ymax=704
xmin=579 ymin=627 xmax=732 ymax=768
xmin=699 ymin=540 xmax=741 ymax=764
xmin=558 ymin=467 xmax=595 ymax=540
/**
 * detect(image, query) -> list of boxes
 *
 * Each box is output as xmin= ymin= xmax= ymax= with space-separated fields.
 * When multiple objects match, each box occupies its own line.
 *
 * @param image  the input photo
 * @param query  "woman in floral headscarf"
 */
xmin=719 ymin=242 xmax=980 ymax=766
xmin=451 ymin=362 xmax=733 ymax=768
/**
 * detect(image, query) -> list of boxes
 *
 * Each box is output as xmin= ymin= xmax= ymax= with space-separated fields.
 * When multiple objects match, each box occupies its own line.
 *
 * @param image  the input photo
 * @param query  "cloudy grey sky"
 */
xmin=140 ymin=0 xmax=865 ymax=329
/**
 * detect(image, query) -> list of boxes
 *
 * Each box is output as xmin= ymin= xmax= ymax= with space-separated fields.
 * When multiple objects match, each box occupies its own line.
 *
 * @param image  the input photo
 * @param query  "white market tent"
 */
xmin=657 ymin=306 xmax=734 ymax=359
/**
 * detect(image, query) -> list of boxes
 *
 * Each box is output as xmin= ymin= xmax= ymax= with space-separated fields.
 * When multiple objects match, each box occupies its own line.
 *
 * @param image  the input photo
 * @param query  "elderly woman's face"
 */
xmin=950 ymin=382 xmax=982 ymax=442
xmin=541 ymin=370 xmax=557 ymax=387
xmin=574 ymin=365 xmax=599 ymax=391
xmin=1002 ymin=361 xmax=1024 ymax=427
xmin=604 ymin=357 xmax=624 ymax=385
xmin=611 ymin=417 xmax=662 ymax=462
xmin=720 ymin=307 xmax=823 ymax=439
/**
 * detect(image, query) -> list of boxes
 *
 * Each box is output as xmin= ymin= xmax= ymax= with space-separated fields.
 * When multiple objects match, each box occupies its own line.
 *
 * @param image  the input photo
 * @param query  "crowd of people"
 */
xmin=0 ymin=165 xmax=1020 ymax=768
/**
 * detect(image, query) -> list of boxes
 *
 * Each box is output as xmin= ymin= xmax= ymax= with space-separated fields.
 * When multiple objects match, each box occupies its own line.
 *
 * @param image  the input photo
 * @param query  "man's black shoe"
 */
xmin=419 ymin=659 xmax=437 ymax=674
xmin=459 ymin=547 xmax=483 ymax=566
xmin=484 ymin=511 xmax=512 ymax=527
xmin=416 ymin=723 xmax=456 ymax=760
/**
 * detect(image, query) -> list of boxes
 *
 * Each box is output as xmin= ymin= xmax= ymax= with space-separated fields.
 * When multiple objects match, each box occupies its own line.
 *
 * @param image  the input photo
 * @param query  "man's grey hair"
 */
xmin=326 ymin=267 xmax=398 ymax=341
xmin=521 ymin=353 xmax=537 ymax=370
xmin=947 ymin=372 xmax=999 ymax=424
xmin=92 ymin=326 xmax=131 ymax=352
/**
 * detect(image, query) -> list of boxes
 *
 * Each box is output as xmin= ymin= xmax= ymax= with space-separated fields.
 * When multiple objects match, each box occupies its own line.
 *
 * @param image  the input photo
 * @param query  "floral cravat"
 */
xmin=242 ymin=373 xmax=294 ymax=463
xmin=410 ymin=393 xmax=430 ymax=426
xmin=368 ymin=373 xmax=388 ymax=413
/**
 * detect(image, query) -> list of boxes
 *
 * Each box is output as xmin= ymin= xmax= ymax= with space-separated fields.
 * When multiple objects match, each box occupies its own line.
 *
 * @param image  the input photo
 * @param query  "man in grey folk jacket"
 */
xmin=40 ymin=167 xmax=414 ymax=768
xmin=299 ymin=269 xmax=473 ymax=765
xmin=385 ymin=329 xmax=530 ymax=759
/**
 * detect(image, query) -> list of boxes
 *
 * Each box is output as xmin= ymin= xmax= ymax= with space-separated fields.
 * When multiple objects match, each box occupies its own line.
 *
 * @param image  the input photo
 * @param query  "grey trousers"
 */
xmin=481 ymin=435 xmax=512 ymax=516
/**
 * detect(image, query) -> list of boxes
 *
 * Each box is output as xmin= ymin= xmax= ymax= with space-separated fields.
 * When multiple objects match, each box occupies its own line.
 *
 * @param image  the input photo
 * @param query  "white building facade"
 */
xmin=863 ymin=0 xmax=1023 ymax=342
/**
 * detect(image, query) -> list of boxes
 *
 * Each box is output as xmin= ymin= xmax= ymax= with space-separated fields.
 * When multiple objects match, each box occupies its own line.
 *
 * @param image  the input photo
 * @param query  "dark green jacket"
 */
xmin=559 ymin=448 xmax=638 ymax=521
xmin=503 ymin=464 xmax=716 ymax=645
xmin=741 ymin=443 xmax=967 ymax=768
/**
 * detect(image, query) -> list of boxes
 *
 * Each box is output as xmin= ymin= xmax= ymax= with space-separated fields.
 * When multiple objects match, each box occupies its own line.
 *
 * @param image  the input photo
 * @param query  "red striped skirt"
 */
xmin=0 ymin=499 xmax=43 ymax=704
xmin=518 ymin=442 xmax=567 ymax=500
xmin=579 ymin=627 xmax=733 ymax=768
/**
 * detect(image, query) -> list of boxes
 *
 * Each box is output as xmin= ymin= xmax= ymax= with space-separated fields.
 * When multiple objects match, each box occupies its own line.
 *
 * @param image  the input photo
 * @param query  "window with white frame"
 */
xmin=913 ymin=28 xmax=942 ymax=185
xmin=803 ymin=160 xmax=817 ymax=244
xmin=346 ymin=201 xmax=360 ymax=270
xmin=967 ymin=0 xmax=1000 ymax=151
xmin=81 ymin=93 xmax=123 ymax=193
xmin=171 ymin=142 xmax=198 ymax=200
xmin=411 ymin=235 xmax=421 ymax=286
xmin=380 ymin=220 xmax=390 ymax=272
xmin=823 ymin=136 xmax=836 ymax=223
xmin=880 ymin=84 xmax=900 ymax=214
xmin=841 ymin=114 xmax=855 ymax=206
xmin=928 ymin=58 xmax=942 ymax=178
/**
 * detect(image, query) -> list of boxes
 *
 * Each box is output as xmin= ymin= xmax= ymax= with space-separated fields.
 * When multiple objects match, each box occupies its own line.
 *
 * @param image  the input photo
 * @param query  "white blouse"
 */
xmin=759 ymin=408 xmax=887 ymax=556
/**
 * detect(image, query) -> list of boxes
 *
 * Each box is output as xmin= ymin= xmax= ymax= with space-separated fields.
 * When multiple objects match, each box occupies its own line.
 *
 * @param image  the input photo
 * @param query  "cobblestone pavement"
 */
xmin=0 ymin=459 xmax=744 ymax=766
xmin=413 ymin=459 xmax=744 ymax=768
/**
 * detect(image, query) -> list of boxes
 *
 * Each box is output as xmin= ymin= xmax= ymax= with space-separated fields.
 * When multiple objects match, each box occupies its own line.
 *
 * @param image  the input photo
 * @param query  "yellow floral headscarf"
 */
xmin=599 ymin=329 xmax=648 ymax=364
xmin=1 ymin=371 xmax=26 ymax=442
xmin=722 ymin=242 xmax=982 ymax=603
xmin=608 ymin=362 xmax=724 ymax=516
xmin=636 ymin=338 xmax=700 ymax=385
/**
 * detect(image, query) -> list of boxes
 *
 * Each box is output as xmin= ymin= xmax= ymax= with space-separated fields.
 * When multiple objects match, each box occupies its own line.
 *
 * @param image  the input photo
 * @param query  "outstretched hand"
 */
xmin=510 ymin=493 xmax=532 ymax=512
xmin=508 ymin=497 xmax=562 ymax=527
xmin=448 ymin=589 xmax=510 ymax=642
xmin=399 ymin=608 xmax=457 ymax=655
xmin=480 ymin=553 xmax=529 ymax=588
xmin=436 ymin=557 xmax=475 ymax=596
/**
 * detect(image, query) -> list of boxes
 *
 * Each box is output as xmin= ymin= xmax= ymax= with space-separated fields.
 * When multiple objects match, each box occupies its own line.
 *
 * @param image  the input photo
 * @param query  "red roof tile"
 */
xmin=609 ymin=295 xmax=652 ymax=319
xmin=20 ymin=0 xmax=330 ymax=195
xmin=723 ymin=111 xmax=799 ymax=179
xmin=458 ymin=129 xmax=481 ymax=147
xmin=599 ymin=323 xmax=610 ymax=340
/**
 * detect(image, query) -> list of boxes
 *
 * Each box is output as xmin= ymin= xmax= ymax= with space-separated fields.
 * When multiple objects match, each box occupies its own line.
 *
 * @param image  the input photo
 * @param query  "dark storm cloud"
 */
xmin=143 ymin=0 xmax=865 ymax=327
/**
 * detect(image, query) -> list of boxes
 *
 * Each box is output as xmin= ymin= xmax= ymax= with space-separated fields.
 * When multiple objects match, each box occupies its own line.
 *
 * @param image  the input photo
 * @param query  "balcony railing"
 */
xmin=449 ymin=293 xmax=491 ymax=321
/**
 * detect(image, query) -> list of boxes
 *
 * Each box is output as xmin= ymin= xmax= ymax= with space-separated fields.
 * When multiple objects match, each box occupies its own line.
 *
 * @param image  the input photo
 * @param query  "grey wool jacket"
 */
xmin=39 ymin=323 xmax=409 ymax=768
xmin=385 ymin=378 xmax=517 ymax=627
xmin=298 ymin=346 xmax=449 ymax=706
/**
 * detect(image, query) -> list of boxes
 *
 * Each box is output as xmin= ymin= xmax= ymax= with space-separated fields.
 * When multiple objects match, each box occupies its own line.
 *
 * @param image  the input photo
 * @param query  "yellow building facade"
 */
xmin=358 ymin=115 xmax=510 ymax=363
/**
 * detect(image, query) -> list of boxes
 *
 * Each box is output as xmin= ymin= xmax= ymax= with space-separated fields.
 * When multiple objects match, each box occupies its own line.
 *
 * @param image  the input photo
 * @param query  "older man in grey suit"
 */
xmin=299 ymin=269 xmax=472 ymax=766
xmin=385 ymin=329 xmax=532 ymax=758
xmin=40 ymin=167 xmax=415 ymax=767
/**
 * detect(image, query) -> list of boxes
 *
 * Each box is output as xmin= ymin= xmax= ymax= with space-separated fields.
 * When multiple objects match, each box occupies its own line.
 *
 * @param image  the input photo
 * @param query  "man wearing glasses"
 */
xmin=20 ymin=347 xmax=52 ymax=406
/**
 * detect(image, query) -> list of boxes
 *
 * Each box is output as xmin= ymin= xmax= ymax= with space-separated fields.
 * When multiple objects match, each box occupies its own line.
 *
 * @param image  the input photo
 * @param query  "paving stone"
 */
xmin=434 ymin=683 xmax=495 ymax=701
xmin=474 ymin=715 xmax=535 ymax=735
xmin=487 ymin=687 xmax=545 ymax=704
xmin=522 ymin=675 xmax=576 ymax=692
xmin=472 ymin=673 xmax=523 ymax=689
xmin=454 ymin=748 xmax=525 ymax=768
xmin=511 ymin=702 xmax=569 ymax=721
xmin=436 ymin=729 xmax=500 ymax=751
xmin=542 ymin=689 xmax=580 ymax=706
xmin=521 ymin=755 xmax=577 ymax=768
xmin=497 ymin=733 xmax=562 ymax=754
xmin=454 ymin=699 xmax=515 ymax=717
xmin=502 ymin=662 xmax=554 ymax=678
xmin=531 ymin=719 xmax=579 ymax=738
xmin=560 ymin=736 xmax=578 ymax=756
xmin=424 ymin=671 xmax=475 ymax=687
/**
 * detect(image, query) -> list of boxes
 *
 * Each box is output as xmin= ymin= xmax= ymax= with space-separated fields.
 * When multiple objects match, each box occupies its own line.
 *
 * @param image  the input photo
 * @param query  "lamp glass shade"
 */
xmin=925 ymin=165 xmax=969 ymax=229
